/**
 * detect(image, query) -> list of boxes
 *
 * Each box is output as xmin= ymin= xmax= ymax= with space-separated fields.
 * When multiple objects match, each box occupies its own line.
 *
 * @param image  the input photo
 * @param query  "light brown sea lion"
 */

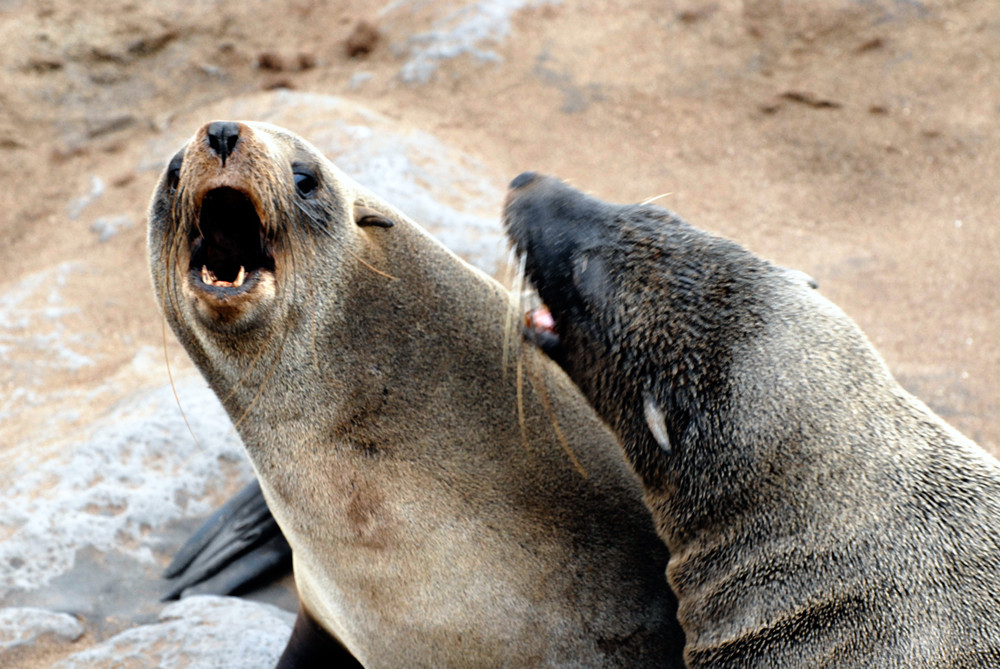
xmin=146 ymin=122 xmax=686 ymax=667
xmin=503 ymin=172 xmax=1000 ymax=668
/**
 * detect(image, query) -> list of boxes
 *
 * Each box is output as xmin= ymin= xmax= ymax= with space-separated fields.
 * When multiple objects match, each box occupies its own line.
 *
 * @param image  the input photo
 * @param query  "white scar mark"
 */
xmin=643 ymin=392 xmax=671 ymax=454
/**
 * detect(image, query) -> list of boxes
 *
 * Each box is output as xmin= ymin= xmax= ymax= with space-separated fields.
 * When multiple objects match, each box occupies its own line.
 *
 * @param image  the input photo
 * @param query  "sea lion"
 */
xmin=503 ymin=172 xmax=1000 ymax=668
xmin=147 ymin=122 xmax=686 ymax=667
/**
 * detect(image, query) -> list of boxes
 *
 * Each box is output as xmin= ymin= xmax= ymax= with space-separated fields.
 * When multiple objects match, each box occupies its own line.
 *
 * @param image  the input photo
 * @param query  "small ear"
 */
xmin=643 ymin=392 xmax=671 ymax=454
xmin=354 ymin=205 xmax=394 ymax=228
xmin=784 ymin=268 xmax=818 ymax=290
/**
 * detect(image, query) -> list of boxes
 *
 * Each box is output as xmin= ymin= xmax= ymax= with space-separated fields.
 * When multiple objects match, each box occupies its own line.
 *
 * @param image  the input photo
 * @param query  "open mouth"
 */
xmin=522 ymin=301 xmax=568 ymax=368
xmin=525 ymin=304 xmax=556 ymax=336
xmin=189 ymin=187 xmax=274 ymax=292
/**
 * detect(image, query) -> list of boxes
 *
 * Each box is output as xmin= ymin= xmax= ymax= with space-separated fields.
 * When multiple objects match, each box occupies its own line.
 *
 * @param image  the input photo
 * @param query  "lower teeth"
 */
xmin=201 ymin=265 xmax=247 ymax=288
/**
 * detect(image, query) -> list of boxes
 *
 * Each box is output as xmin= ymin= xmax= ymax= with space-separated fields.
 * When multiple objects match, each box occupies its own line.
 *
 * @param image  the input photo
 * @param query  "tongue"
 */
xmin=525 ymin=306 xmax=556 ymax=335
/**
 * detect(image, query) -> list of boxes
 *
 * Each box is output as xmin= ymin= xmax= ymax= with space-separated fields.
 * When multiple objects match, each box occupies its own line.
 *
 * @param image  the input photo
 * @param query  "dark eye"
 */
xmin=293 ymin=166 xmax=318 ymax=197
xmin=167 ymin=151 xmax=183 ymax=192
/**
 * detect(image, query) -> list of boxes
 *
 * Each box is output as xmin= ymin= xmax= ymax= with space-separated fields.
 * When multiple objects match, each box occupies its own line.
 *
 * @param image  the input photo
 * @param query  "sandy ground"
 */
xmin=0 ymin=0 xmax=997 ymax=665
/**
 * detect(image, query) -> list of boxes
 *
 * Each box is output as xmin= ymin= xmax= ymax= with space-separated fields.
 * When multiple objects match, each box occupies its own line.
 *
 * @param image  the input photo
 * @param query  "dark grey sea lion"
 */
xmin=504 ymin=171 xmax=1000 ymax=668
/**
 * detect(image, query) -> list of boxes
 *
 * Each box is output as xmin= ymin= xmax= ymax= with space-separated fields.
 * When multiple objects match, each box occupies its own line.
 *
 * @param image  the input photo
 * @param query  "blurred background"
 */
xmin=0 ymin=0 xmax=997 ymax=666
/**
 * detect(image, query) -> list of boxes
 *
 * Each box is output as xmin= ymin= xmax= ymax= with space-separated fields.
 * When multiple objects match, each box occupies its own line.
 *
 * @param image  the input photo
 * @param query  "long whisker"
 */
xmin=516 ymin=351 xmax=530 ymax=458
xmin=293 ymin=199 xmax=329 ymax=230
xmin=297 ymin=200 xmax=397 ymax=280
xmin=641 ymin=191 xmax=673 ymax=205
xmin=162 ymin=313 xmax=201 ymax=450
xmin=523 ymin=341 xmax=588 ymax=479
xmin=159 ymin=186 xmax=207 ymax=451
xmin=346 ymin=247 xmax=397 ymax=281
xmin=502 ymin=250 xmax=527 ymax=381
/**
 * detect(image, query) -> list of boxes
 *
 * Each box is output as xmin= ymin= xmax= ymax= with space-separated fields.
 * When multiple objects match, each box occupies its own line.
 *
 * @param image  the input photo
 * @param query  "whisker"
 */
xmin=523 ymin=342 xmax=588 ymax=479
xmin=641 ymin=192 xmax=673 ymax=205
xmin=159 ymin=189 xmax=206 ymax=450
xmin=162 ymin=315 xmax=202 ymax=450
xmin=502 ymin=250 xmax=527 ymax=380
xmin=295 ymin=200 xmax=397 ymax=280
xmin=294 ymin=199 xmax=334 ymax=233
xmin=516 ymin=350 xmax=530 ymax=457
xmin=345 ymin=247 xmax=397 ymax=281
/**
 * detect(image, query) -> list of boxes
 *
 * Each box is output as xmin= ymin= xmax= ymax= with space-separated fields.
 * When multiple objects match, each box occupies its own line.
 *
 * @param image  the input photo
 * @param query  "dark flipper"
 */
xmin=165 ymin=484 xmax=364 ymax=666
xmin=163 ymin=479 xmax=291 ymax=600
xmin=277 ymin=607 xmax=365 ymax=669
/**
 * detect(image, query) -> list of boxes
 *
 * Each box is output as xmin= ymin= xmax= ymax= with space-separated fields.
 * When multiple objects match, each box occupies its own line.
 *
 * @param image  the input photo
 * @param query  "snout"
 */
xmin=502 ymin=172 xmax=611 ymax=278
xmin=501 ymin=171 xmax=564 ymax=261
xmin=173 ymin=121 xmax=280 ymax=327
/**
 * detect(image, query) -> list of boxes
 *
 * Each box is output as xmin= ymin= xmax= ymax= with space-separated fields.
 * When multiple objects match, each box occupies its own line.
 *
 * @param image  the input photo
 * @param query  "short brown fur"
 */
xmin=147 ymin=124 xmax=685 ymax=667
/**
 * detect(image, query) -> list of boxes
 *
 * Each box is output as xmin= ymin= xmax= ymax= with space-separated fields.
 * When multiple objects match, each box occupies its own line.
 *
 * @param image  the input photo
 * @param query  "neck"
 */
xmin=627 ymin=273 xmax=896 ymax=553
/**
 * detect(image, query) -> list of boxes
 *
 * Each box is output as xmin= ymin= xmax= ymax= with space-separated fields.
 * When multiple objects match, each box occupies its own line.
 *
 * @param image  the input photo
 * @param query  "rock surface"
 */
xmin=0 ymin=607 xmax=84 ymax=653
xmin=54 ymin=596 xmax=294 ymax=669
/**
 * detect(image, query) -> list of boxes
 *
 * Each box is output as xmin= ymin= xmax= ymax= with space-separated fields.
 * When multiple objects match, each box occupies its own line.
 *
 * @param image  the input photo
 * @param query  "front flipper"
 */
xmin=163 ymin=479 xmax=291 ymax=600
xmin=277 ymin=607 xmax=364 ymax=669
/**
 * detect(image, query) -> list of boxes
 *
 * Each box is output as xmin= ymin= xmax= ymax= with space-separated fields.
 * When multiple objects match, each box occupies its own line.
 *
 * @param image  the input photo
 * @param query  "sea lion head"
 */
xmin=148 ymin=121 xmax=393 ymax=339
xmin=503 ymin=171 xmax=791 ymax=485
xmin=147 ymin=121 xmax=405 ymax=399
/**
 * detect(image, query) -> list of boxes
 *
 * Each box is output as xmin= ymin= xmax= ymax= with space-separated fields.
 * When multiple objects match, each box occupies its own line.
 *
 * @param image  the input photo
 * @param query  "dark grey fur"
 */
xmin=504 ymin=172 xmax=1000 ymax=668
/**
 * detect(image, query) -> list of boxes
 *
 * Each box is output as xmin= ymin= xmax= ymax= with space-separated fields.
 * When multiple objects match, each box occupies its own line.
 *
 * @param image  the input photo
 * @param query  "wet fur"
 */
xmin=148 ymin=125 xmax=685 ymax=667
xmin=504 ymin=173 xmax=1000 ymax=668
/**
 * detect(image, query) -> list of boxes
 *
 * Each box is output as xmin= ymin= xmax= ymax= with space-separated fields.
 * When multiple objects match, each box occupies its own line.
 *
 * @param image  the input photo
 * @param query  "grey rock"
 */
xmin=90 ymin=214 xmax=134 ymax=242
xmin=0 ymin=607 xmax=84 ymax=655
xmin=66 ymin=176 xmax=105 ymax=220
xmin=0 ymin=375 xmax=249 ymax=598
xmin=55 ymin=596 xmax=294 ymax=669
xmin=389 ymin=0 xmax=562 ymax=84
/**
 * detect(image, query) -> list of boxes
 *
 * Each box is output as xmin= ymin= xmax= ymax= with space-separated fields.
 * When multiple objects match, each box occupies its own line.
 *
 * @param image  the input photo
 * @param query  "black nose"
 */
xmin=509 ymin=171 xmax=540 ymax=190
xmin=206 ymin=121 xmax=241 ymax=166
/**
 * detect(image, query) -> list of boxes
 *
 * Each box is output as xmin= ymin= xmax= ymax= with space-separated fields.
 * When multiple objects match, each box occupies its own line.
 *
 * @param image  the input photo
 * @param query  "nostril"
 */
xmin=206 ymin=121 xmax=241 ymax=166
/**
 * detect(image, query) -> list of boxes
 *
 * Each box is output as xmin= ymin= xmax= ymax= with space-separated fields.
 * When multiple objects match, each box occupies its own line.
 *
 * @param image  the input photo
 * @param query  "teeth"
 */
xmin=200 ymin=265 xmax=247 ymax=288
